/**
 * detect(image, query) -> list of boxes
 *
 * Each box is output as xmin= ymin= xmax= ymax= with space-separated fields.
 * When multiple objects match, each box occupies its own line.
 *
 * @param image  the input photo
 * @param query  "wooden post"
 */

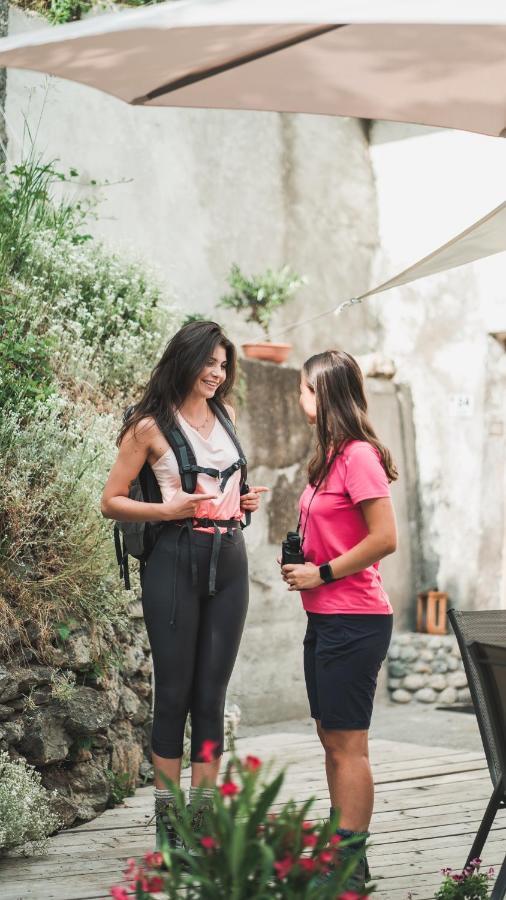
xmin=416 ymin=590 xmax=448 ymax=634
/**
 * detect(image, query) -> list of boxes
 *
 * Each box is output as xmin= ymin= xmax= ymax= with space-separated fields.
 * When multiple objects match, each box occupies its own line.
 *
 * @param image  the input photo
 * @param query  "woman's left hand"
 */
xmin=240 ymin=486 xmax=269 ymax=513
xmin=281 ymin=562 xmax=322 ymax=591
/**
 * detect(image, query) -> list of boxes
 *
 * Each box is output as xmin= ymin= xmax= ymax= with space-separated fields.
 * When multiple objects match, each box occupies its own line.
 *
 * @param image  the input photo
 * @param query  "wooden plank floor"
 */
xmin=1 ymin=732 xmax=504 ymax=900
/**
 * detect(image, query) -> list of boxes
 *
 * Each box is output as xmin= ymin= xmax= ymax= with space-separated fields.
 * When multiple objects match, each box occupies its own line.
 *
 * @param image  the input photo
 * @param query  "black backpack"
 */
xmin=113 ymin=400 xmax=249 ymax=589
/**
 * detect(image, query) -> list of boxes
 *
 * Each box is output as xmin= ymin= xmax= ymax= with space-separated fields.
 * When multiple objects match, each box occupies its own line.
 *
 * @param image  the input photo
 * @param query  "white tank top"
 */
xmin=151 ymin=411 xmax=242 ymax=531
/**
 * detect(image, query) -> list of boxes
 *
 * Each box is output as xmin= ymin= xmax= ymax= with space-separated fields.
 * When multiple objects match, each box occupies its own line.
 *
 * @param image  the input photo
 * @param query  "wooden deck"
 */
xmin=1 ymin=731 xmax=504 ymax=900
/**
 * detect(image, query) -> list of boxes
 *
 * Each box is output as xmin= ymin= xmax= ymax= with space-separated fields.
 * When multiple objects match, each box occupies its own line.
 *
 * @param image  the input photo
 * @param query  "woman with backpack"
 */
xmin=101 ymin=321 xmax=267 ymax=849
xmin=281 ymin=349 xmax=397 ymax=892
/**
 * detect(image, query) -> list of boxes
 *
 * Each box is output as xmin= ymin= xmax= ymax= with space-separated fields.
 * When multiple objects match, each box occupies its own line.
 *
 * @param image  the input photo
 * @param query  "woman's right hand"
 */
xmin=156 ymin=489 xmax=218 ymax=521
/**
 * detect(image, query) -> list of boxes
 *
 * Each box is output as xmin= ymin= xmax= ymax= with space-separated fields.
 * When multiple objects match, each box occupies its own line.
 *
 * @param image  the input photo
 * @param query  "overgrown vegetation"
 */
xmin=13 ymin=0 xmax=168 ymax=26
xmin=0 ymin=155 xmax=177 ymax=657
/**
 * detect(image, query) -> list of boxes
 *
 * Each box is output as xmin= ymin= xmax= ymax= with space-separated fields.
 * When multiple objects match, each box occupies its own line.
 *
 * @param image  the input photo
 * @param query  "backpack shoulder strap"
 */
xmin=160 ymin=421 xmax=199 ymax=494
xmin=209 ymin=400 xmax=248 ymax=488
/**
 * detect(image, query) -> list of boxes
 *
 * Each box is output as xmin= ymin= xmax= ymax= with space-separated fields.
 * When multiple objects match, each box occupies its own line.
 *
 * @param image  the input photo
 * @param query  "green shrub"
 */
xmin=0 ymin=397 xmax=130 ymax=654
xmin=0 ymin=751 xmax=61 ymax=853
xmin=110 ymin=752 xmax=368 ymax=899
xmin=0 ymin=296 xmax=55 ymax=413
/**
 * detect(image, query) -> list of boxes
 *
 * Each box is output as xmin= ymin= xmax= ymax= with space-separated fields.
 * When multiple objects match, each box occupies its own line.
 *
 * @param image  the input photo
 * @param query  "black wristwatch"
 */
xmin=319 ymin=562 xmax=335 ymax=584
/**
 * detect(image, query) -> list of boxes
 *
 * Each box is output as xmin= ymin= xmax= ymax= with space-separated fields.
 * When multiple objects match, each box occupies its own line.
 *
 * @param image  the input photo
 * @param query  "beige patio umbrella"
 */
xmin=1 ymin=0 xmax=506 ymax=137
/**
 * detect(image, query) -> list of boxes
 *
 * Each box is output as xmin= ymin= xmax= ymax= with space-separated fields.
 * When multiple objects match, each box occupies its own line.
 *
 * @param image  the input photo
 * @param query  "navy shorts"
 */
xmin=303 ymin=612 xmax=393 ymax=731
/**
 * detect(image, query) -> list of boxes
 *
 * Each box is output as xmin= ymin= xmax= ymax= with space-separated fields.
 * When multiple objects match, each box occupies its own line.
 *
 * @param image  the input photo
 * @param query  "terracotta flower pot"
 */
xmin=241 ymin=342 xmax=292 ymax=364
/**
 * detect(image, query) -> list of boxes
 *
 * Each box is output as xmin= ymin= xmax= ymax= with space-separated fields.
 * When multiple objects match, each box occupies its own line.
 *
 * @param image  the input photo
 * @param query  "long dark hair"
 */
xmin=303 ymin=349 xmax=398 ymax=486
xmin=117 ymin=321 xmax=237 ymax=445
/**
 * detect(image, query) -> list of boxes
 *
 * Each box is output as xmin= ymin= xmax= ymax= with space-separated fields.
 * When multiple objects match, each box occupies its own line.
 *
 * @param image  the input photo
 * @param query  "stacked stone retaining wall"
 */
xmin=388 ymin=632 xmax=471 ymax=706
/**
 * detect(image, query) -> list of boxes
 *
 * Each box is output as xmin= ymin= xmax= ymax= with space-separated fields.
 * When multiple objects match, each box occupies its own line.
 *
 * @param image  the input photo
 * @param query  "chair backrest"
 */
xmin=448 ymin=608 xmax=506 ymax=788
xmin=468 ymin=640 xmax=506 ymax=792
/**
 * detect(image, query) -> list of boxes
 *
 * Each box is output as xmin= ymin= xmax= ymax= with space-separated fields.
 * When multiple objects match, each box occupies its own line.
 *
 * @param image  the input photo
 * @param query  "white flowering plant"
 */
xmin=0 ymin=751 xmax=61 ymax=854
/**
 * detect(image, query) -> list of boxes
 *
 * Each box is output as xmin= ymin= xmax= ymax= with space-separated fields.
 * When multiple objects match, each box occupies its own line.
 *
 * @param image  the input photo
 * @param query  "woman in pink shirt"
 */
xmin=281 ymin=349 xmax=397 ymax=892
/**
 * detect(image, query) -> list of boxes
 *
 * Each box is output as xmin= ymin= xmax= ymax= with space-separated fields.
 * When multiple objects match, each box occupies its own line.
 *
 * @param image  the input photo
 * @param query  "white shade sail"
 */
xmin=1 ymin=0 xmax=506 ymax=136
xmin=276 ymin=201 xmax=506 ymax=335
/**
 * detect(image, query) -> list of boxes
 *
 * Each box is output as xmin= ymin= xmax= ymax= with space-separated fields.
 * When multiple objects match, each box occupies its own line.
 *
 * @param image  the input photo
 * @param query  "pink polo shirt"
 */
xmin=298 ymin=440 xmax=393 ymax=615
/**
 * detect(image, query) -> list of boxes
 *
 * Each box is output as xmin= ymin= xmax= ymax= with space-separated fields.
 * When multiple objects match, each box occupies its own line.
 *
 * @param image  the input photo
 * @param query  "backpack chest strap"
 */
xmin=182 ymin=457 xmax=246 ymax=493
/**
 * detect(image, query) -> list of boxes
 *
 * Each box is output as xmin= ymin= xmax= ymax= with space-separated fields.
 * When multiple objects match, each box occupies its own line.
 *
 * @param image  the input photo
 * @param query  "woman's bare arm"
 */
xmin=101 ymin=419 xmax=217 ymax=523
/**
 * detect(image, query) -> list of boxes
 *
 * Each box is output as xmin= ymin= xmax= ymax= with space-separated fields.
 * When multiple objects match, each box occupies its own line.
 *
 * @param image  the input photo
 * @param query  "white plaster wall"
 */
xmin=369 ymin=124 xmax=506 ymax=610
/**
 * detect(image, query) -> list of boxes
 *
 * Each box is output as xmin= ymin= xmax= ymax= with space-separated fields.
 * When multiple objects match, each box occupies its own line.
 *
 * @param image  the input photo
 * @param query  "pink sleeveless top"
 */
xmin=151 ymin=411 xmax=242 ymax=532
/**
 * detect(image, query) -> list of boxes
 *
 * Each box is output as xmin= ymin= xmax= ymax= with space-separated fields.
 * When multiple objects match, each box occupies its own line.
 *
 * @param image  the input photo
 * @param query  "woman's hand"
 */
xmin=156 ymin=489 xmax=218 ymax=521
xmin=240 ymin=486 xmax=269 ymax=513
xmin=281 ymin=562 xmax=322 ymax=592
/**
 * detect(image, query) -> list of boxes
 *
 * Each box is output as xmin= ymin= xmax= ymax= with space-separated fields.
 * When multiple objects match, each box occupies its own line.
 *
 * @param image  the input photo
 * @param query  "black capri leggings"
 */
xmin=141 ymin=523 xmax=249 ymax=761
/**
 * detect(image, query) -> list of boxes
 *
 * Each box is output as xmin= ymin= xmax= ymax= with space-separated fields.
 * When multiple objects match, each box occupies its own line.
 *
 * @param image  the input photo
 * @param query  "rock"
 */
xmin=388 ymin=678 xmax=402 ymax=690
xmin=48 ymin=791 xmax=80 ymax=829
xmin=396 ymin=634 xmax=412 ymax=645
xmin=0 ymin=704 xmax=14 ymax=721
xmin=431 ymin=660 xmax=448 ymax=674
xmin=389 ymin=661 xmax=407 ymax=678
xmin=18 ymin=706 xmax=71 ymax=764
xmin=414 ymin=688 xmax=437 ymax=703
xmin=139 ymin=759 xmax=154 ymax=783
xmin=121 ymin=645 xmax=146 ymax=676
xmin=66 ymin=632 xmax=93 ymax=670
xmin=392 ymin=689 xmax=412 ymax=704
xmin=446 ymin=656 xmax=459 ymax=671
xmin=447 ymin=671 xmax=468 ymax=689
xmin=438 ymin=686 xmax=458 ymax=705
xmin=421 ymin=649 xmax=434 ymax=662
xmin=91 ymin=733 xmax=110 ymax=749
xmin=457 ymin=688 xmax=472 ymax=704
xmin=400 ymin=645 xmax=418 ymax=662
xmin=0 ymin=666 xmax=20 ymax=702
xmin=111 ymin=739 xmax=143 ymax=784
xmin=428 ymin=674 xmax=447 ymax=691
xmin=403 ymin=674 xmax=426 ymax=691
xmin=388 ymin=644 xmax=400 ymax=660
xmin=1 ymin=717 xmax=25 ymax=744
xmin=120 ymin=685 xmax=141 ymax=721
xmin=64 ymin=686 xmax=118 ymax=735
xmin=413 ymin=662 xmax=432 ymax=674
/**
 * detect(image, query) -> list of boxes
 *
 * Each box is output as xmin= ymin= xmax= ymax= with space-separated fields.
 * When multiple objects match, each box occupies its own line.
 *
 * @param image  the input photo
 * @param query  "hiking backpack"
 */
xmin=113 ymin=400 xmax=249 ymax=589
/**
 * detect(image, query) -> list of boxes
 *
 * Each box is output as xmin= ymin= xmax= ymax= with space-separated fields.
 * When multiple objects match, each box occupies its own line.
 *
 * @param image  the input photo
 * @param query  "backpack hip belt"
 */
xmin=168 ymin=515 xmax=242 ymax=628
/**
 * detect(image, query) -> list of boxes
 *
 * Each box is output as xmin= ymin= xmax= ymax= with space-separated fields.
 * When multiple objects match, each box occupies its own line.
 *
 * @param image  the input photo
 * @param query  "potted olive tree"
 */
xmin=218 ymin=263 xmax=305 ymax=364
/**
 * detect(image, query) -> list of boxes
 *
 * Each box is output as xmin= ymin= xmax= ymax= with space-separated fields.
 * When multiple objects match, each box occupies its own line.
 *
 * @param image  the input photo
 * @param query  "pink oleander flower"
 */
xmin=302 ymin=820 xmax=314 ymax=831
xmin=338 ymin=892 xmax=368 ymax=900
xmin=198 ymin=740 xmax=220 ymax=763
xmin=302 ymin=833 xmax=318 ymax=848
xmin=329 ymin=834 xmax=342 ymax=846
xmin=220 ymin=781 xmax=239 ymax=797
xmin=144 ymin=851 xmax=163 ymax=868
xmin=298 ymin=856 xmax=316 ymax=873
xmin=201 ymin=836 xmax=217 ymax=850
xmin=245 ymin=754 xmax=262 ymax=771
xmin=318 ymin=850 xmax=333 ymax=865
xmin=146 ymin=875 xmax=164 ymax=892
xmin=274 ymin=854 xmax=295 ymax=880
xmin=110 ymin=888 xmax=129 ymax=900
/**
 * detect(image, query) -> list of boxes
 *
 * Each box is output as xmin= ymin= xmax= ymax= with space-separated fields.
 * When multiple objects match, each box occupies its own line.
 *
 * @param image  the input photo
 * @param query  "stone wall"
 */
xmin=0 ymin=602 xmax=152 ymax=827
xmin=387 ymin=632 xmax=471 ymax=707
xmin=229 ymin=359 xmax=420 ymax=723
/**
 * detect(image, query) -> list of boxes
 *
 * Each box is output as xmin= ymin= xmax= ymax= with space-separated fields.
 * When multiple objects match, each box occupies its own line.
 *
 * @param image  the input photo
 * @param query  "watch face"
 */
xmin=320 ymin=563 xmax=333 ymax=583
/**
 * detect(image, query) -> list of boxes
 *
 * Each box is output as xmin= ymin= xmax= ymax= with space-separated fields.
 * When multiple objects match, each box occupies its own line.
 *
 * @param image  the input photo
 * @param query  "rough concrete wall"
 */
xmin=370 ymin=124 xmax=506 ymax=612
xmin=7 ymin=8 xmax=379 ymax=365
xmin=228 ymin=360 xmax=417 ymax=724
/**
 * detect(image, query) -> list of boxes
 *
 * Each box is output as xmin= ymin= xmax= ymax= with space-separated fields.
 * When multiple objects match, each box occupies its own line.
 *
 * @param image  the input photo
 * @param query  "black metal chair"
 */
xmin=448 ymin=608 xmax=506 ymax=898
xmin=468 ymin=641 xmax=506 ymax=900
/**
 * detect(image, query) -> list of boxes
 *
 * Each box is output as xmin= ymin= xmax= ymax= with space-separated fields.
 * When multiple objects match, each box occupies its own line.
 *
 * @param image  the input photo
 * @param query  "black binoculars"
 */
xmin=281 ymin=531 xmax=305 ymax=566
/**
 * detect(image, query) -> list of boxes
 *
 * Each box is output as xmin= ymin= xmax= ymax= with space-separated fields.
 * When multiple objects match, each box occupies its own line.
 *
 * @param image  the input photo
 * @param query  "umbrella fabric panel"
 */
xmin=0 ymin=1 xmax=506 ymax=135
